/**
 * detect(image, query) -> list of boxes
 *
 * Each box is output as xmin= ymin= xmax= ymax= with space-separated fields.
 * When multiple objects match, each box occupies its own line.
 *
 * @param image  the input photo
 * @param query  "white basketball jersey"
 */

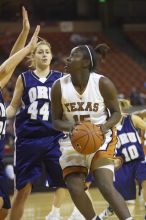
xmin=60 ymin=72 xmax=108 ymax=125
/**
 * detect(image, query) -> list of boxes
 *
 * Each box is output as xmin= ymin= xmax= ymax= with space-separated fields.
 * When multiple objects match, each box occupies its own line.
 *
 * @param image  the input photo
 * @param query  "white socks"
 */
xmin=125 ymin=218 xmax=133 ymax=220
xmin=91 ymin=216 xmax=97 ymax=220
xmin=72 ymin=206 xmax=81 ymax=215
xmin=51 ymin=205 xmax=60 ymax=213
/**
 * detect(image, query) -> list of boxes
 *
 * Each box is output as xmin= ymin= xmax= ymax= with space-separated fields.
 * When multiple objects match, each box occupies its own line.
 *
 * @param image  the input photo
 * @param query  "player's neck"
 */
xmin=71 ymin=72 xmax=90 ymax=88
xmin=34 ymin=67 xmax=50 ymax=78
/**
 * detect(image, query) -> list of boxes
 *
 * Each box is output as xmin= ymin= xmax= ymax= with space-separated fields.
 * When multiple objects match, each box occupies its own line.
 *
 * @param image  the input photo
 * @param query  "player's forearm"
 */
xmin=52 ymin=119 xmax=74 ymax=132
xmin=0 ymin=45 xmax=30 ymax=77
xmin=10 ymin=29 xmax=29 ymax=56
xmin=101 ymin=112 xmax=121 ymax=133
xmin=6 ymin=105 xmax=18 ymax=118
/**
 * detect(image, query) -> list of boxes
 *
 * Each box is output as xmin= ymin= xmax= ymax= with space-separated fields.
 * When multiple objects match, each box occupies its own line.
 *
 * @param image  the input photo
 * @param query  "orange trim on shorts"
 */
xmin=63 ymin=166 xmax=88 ymax=179
xmin=91 ymin=127 xmax=117 ymax=165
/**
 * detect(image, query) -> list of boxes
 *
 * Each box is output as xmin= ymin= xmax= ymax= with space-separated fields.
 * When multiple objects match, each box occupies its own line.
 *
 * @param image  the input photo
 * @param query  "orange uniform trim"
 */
xmin=63 ymin=166 xmax=88 ymax=179
xmin=91 ymin=127 xmax=117 ymax=166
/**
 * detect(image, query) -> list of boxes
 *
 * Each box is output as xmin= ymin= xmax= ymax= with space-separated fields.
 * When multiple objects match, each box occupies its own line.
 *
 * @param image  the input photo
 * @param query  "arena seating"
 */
xmin=40 ymin=32 xmax=146 ymax=97
xmin=1 ymin=31 xmax=146 ymax=98
xmin=125 ymin=30 xmax=146 ymax=54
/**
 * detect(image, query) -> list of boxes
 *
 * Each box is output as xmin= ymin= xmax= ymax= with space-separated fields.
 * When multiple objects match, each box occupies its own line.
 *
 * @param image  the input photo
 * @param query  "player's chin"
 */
xmin=41 ymin=62 xmax=50 ymax=68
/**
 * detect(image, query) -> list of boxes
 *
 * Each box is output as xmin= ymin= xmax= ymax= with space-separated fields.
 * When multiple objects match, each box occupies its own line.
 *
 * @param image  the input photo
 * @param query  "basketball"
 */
xmin=70 ymin=122 xmax=104 ymax=155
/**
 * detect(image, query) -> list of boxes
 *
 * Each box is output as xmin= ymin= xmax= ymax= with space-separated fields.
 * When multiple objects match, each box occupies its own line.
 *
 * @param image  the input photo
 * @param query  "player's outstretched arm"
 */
xmin=0 ymin=25 xmax=40 ymax=89
xmin=10 ymin=6 xmax=30 ymax=57
xmin=132 ymin=114 xmax=146 ymax=130
xmin=133 ymin=110 xmax=146 ymax=119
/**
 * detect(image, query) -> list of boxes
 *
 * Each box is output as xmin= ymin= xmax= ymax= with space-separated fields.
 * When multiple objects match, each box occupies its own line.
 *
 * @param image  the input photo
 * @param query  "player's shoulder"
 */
xmin=91 ymin=71 xmax=103 ymax=76
xmin=51 ymin=73 xmax=68 ymax=88
xmin=91 ymin=72 xmax=105 ymax=81
xmin=51 ymin=70 xmax=64 ymax=79
xmin=131 ymin=114 xmax=142 ymax=123
xmin=21 ymin=69 xmax=32 ymax=79
xmin=59 ymin=74 xmax=71 ymax=83
xmin=21 ymin=69 xmax=31 ymax=76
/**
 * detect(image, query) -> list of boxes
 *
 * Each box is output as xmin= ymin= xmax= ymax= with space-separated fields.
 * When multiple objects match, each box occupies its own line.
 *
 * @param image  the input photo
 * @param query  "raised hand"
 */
xmin=22 ymin=6 xmax=30 ymax=32
xmin=27 ymin=25 xmax=40 ymax=51
xmin=9 ymin=6 xmax=30 ymax=56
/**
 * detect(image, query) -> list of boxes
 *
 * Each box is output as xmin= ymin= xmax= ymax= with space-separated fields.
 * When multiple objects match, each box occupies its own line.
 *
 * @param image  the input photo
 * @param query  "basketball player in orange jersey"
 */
xmin=51 ymin=45 xmax=133 ymax=220
xmin=46 ymin=44 xmax=110 ymax=220
xmin=0 ymin=21 xmax=40 ymax=220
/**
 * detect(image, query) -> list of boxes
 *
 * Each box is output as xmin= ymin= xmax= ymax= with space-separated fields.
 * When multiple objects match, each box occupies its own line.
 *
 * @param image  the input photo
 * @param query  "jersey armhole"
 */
xmin=21 ymin=73 xmax=26 ymax=89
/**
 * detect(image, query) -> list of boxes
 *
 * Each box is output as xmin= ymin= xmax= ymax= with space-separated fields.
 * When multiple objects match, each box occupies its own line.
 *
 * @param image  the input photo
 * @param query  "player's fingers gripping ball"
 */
xmin=70 ymin=122 xmax=104 ymax=154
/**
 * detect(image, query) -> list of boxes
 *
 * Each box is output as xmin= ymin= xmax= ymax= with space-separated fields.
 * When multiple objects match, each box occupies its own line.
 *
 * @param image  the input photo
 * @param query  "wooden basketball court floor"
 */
xmin=6 ymin=188 xmax=145 ymax=220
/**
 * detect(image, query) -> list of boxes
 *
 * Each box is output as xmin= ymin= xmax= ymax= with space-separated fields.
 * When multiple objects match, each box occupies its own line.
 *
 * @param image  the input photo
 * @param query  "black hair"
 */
xmin=77 ymin=45 xmax=97 ymax=71
xmin=94 ymin=43 xmax=110 ymax=59
xmin=78 ymin=43 xmax=110 ymax=72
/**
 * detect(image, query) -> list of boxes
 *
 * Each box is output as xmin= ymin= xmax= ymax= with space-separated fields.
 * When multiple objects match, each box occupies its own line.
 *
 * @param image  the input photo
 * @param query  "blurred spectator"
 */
xmin=130 ymin=87 xmax=145 ymax=106
xmin=117 ymin=93 xmax=125 ymax=99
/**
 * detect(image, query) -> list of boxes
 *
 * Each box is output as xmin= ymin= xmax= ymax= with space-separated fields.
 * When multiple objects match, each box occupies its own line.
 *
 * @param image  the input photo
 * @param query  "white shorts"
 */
xmin=59 ymin=128 xmax=116 ymax=178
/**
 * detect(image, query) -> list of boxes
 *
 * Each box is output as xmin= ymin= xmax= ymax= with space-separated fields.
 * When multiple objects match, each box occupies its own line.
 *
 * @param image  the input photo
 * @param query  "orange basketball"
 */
xmin=70 ymin=122 xmax=104 ymax=155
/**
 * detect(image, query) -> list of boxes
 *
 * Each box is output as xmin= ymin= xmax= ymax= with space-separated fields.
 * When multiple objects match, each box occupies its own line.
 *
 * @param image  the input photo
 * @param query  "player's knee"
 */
xmin=66 ymin=181 xmax=78 ymax=193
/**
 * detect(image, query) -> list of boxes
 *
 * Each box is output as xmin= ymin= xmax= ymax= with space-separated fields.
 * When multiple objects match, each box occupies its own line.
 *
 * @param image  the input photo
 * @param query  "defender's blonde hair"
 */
xmin=118 ymin=99 xmax=131 ymax=109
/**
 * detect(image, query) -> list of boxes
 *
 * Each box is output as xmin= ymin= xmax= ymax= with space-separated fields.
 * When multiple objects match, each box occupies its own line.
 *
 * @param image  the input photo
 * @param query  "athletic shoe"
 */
xmin=97 ymin=206 xmax=114 ymax=219
xmin=45 ymin=211 xmax=61 ymax=220
xmin=68 ymin=209 xmax=85 ymax=220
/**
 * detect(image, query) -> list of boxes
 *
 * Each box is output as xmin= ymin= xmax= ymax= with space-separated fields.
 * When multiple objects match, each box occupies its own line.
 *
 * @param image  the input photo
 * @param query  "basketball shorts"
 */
xmin=0 ymin=161 xmax=11 ymax=209
xmin=114 ymin=159 xmax=146 ymax=200
xmin=59 ymin=128 xmax=117 ymax=178
xmin=14 ymin=137 xmax=66 ymax=190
